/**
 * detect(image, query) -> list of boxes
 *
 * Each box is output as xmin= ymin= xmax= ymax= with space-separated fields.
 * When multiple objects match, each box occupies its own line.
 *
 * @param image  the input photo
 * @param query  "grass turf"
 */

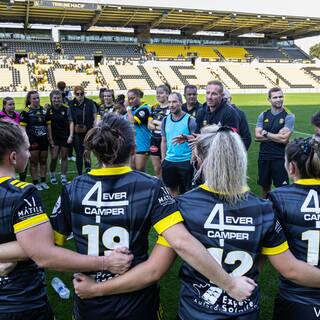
xmin=4 ymin=92 xmax=319 ymax=319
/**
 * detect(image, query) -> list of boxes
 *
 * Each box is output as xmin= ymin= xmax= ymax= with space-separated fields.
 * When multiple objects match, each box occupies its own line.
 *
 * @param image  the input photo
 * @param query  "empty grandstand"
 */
xmin=0 ymin=0 xmax=319 ymax=94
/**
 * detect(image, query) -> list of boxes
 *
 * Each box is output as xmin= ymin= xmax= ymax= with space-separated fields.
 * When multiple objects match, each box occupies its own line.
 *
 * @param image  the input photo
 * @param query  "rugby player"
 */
xmin=73 ymin=125 xmax=320 ymax=320
xmin=51 ymin=114 xmax=255 ymax=320
xmin=255 ymin=87 xmax=295 ymax=198
xmin=0 ymin=122 xmax=132 ymax=320
xmin=20 ymin=90 xmax=51 ymax=191
xmin=311 ymin=111 xmax=320 ymax=137
xmin=269 ymin=136 xmax=320 ymax=320
xmin=126 ymin=88 xmax=152 ymax=172
xmin=47 ymin=89 xmax=72 ymax=185
xmin=0 ymin=97 xmax=20 ymax=125
xmin=148 ymin=84 xmax=171 ymax=178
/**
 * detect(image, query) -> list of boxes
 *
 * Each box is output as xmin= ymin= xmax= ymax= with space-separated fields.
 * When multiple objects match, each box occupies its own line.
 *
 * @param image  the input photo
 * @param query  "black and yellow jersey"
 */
xmin=269 ymin=179 xmax=320 ymax=305
xmin=50 ymin=166 xmax=182 ymax=319
xmin=47 ymin=104 xmax=70 ymax=138
xmin=0 ymin=176 xmax=49 ymax=313
xmin=177 ymin=184 xmax=288 ymax=320
xmin=19 ymin=106 xmax=50 ymax=138
xmin=149 ymin=104 xmax=170 ymax=137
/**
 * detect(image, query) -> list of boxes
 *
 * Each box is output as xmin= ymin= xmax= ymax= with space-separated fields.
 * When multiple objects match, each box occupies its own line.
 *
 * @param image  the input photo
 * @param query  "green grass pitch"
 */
xmin=3 ymin=92 xmax=319 ymax=319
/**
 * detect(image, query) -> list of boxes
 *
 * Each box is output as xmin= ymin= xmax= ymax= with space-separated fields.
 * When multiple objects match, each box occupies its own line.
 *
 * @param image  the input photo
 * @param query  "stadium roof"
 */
xmin=0 ymin=0 xmax=320 ymax=40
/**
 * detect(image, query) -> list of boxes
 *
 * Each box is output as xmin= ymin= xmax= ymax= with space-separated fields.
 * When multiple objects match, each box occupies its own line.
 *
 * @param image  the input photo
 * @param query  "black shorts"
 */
xmin=257 ymin=158 xmax=289 ymax=188
xmin=162 ymin=160 xmax=193 ymax=194
xmin=52 ymin=133 xmax=69 ymax=148
xmin=136 ymin=151 xmax=150 ymax=155
xmin=150 ymin=136 xmax=161 ymax=157
xmin=273 ymin=295 xmax=320 ymax=320
xmin=0 ymin=304 xmax=54 ymax=320
xmin=29 ymin=135 xmax=49 ymax=151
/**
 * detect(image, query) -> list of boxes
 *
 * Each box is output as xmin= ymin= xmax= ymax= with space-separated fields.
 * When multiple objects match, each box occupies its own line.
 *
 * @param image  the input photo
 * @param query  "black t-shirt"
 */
xmin=68 ymin=98 xmax=97 ymax=129
xmin=50 ymin=166 xmax=182 ymax=319
xmin=0 ymin=177 xmax=49 ymax=313
xmin=47 ymin=104 xmax=70 ymax=138
xmin=195 ymin=100 xmax=240 ymax=133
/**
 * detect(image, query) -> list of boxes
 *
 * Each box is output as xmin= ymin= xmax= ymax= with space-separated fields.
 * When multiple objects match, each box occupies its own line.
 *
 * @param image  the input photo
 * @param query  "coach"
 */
xmin=255 ymin=87 xmax=295 ymax=198
xmin=181 ymin=84 xmax=202 ymax=117
xmin=161 ymin=92 xmax=196 ymax=196
xmin=195 ymin=80 xmax=239 ymax=133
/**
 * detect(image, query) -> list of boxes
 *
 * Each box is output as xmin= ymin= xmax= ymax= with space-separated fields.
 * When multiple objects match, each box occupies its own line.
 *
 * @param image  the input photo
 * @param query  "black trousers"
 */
xmin=74 ymin=133 xmax=90 ymax=175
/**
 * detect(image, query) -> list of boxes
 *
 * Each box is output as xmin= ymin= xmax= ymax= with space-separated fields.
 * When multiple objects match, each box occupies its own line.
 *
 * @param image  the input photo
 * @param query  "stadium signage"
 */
xmin=33 ymin=0 xmax=100 ymax=10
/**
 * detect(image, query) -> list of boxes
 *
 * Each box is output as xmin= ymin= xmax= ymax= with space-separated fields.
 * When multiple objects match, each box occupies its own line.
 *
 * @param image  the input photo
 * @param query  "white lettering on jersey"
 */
xmin=204 ymin=204 xmax=255 ymax=246
xmin=314 ymin=307 xmax=320 ymax=318
xmin=18 ymin=197 xmax=43 ymax=218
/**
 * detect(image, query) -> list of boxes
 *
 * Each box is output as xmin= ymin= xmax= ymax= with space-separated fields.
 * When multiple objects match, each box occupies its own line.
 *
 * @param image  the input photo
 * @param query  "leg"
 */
xmin=74 ymin=134 xmax=85 ymax=175
xmin=150 ymin=156 xmax=162 ymax=178
xmin=60 ymin=146 xmax=69 ymax=177
xmin=135 ymin=153 xmax=148 ymax=172
xmin=177 ymin=161 xmax=193 ymax=194
xmin=29 ymin=150 xmax=40 ymax=184
xmin=39 ymin=150 xmax=48 ymax=188
xmin=162 ymin=160 xmax=179 ymax=197
xmin=50 ymin=145 xmax=59 ymax=173
xmin=257 ymin=159 xmax=272 ymax=198
xmin=272 ymin=158 xmax=289 ymax=188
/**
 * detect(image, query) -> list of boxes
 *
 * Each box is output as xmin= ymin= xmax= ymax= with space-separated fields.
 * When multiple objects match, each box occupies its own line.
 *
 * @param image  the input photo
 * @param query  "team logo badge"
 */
xmin=279 ymin=118 xmax=284 ymax=124
xmin=264 ymin=118 xmax=269 ymax=123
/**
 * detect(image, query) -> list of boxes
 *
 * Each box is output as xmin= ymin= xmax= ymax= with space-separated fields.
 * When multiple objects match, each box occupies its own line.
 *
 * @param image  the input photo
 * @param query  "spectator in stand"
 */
xmin=182 ymin=85 xmax=202 ymax=118
xmin=195 ymin=81 xmax=240 ymax=133
xmin=148 ymin=84 xmax=171 ymax=178
xmin=255 ymin=87 xmax=295 ymax=198
xmin=126 ymin=88 xmax=152 ymax=172
xmin=47 ymin=90 xmax=72 ymax=185
xmin=311 ymin=111 xmax=320 ymax=137
xmin=68 ymin=86 xmax=97 ymax=175
xmin=161 ymin=92 xmax=196 ymax=196
xmin=20 ymin=90 xmax=51 ymax=191
xmin=224 ymin=89 xmax=252 ymax=150
xmin=0 ymin=97 xmax=20 ymax=125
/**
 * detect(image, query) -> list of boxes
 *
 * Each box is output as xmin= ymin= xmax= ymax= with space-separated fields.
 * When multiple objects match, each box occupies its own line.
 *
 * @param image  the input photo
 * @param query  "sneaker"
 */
xmin=35 ymin=183 xmax=44 ymax=191
xmin=68 ymin=156 xmax=76 ymax=162
xmin=61 ymin=176 xmax=68 ymax=185
xmin=50 ymin=176 xmax=58 ymax=185
xmin=40 ymin=182 xmax=50 ymax=190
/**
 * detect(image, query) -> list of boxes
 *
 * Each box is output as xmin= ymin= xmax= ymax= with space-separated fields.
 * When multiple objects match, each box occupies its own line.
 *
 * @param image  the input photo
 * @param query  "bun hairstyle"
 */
xmin=84 ymin=113 xmax=134 ymax=166
xmin=286 ymin=136 xmax=320 ymax=179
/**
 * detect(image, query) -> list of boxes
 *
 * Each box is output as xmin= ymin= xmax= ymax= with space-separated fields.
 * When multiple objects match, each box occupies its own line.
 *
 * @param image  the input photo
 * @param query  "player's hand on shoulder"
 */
xmin=225 ymin=276 xmax=257 ymax=302
xmin=0 ymin=262 xmax=17 ymax=276
xmin=73 ymin=273 xmax=99 ymax=299
xmin=105 ymin=247 xmax=133 ymax=275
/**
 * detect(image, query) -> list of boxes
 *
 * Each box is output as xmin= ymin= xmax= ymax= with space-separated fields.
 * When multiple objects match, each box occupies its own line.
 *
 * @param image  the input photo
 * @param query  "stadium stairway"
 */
xmin=213 ymin=48 xmax=225 ymax=61
xmin=170 ymin=65 xmax=197 ymax=86
xmin=302 ymin=67 xmax=320 ymax=84
xmin=108 ymin=65 xmax=127 ymax=90
xmin=47 ymin=67 xmax=56 ymax=89
xmin=209 ymin=69 xmax=229 ymax=89
xmin=137 ymin=65 xmax=157 ymax=90
xmin=258 ymin=69 xmax=277 ymax=86
xmin=220 ymin=66 xmax=266 ymax=89
xmin=12 ymin=67 xmax=20 ymax=89
xmin=267 ymin=66 xmax=314 ymax=89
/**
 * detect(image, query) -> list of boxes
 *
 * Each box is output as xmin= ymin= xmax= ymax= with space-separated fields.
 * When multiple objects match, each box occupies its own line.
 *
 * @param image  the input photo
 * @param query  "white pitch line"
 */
xmin=248 ymin=122 xmax=311 ymax=136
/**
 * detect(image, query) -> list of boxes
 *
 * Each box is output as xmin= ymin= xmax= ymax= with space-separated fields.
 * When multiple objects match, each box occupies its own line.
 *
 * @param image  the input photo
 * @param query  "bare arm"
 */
xmin=126 ymin=108 xmax=135 ymax=124
xmin=162 ymin=223 xmax=256 ymax=301
xmin=268 ymin=249 xmax=320 ymax=287
xmin=67 ymin=121 xmax=74 ymax=144
xmin=0 ymin=241 xmax=28 ymax=262
xmin=47 ymin=124 xmax=54 ymax=146
xmin=161 ymin=136 xmax=167 ymax=161
xmin=147 ymin=117 xmax=156 ymax=131
xmin=255 ymin=127 xmax=269 ymax=142
xmin=16 ymin=222 xmax=133 ymax=273
xmin=265 ymin=127 xmax=292 ymax=144
xmin=73 ymin=244 xmax=176 ymax=299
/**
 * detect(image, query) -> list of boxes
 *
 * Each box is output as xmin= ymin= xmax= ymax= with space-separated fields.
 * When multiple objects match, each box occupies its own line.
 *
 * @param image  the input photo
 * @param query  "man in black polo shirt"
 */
xmin=195 ymin=81 xmax=239 ymax=133
xmin=224 ymin=89 xmax=252 ymax=150
xmin=255 ymin=87 xmax=295 ymax=198
xmin=181 ymin=85 xmax=202 ymax=118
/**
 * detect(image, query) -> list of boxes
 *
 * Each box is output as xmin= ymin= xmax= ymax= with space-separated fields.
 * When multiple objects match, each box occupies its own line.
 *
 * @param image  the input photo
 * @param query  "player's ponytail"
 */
xmin=0 ymin=122 xmax=25 ymax=163
xmin=200 ymin=126 xmax=248 ymax=204
xmin=286 ymin=136 xmax=320 ymax=179
xmin=84 ymin=113 xmax=134 ymax=166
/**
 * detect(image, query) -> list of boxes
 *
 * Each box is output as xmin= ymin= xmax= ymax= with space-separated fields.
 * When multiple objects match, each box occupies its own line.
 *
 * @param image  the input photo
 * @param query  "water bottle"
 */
xmin=51 ymin=277 xmax=70 ymax=299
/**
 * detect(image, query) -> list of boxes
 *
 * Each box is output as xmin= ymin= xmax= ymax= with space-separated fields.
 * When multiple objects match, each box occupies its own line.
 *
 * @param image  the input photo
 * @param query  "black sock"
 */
xmin=33 ymin=180 xmax=38 ymax=185
xmin=41 ymin=177 xmax=46 ymax=183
